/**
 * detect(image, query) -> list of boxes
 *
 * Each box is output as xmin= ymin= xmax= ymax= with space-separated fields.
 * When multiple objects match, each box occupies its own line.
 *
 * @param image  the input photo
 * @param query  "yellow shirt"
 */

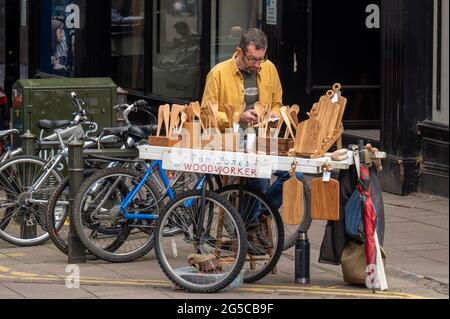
xmin=201 ymin=54 xmax=283 ymax=132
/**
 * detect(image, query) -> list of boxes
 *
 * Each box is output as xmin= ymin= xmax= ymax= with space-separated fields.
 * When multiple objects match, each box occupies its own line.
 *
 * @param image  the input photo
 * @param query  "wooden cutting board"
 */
xmin=310 ymin=177 xmax=340 ymax=221
xmin=294 ymin=118 xmax=325 ymax=157
xmin=310 ymin=94 xmax=341 ymax=140
xmin=282 ymin=175 xmax=304 ymax=225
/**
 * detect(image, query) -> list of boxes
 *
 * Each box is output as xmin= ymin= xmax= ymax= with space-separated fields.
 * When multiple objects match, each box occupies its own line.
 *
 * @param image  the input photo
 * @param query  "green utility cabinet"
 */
xmin=11 ymin=78 xmax=118 ymax=143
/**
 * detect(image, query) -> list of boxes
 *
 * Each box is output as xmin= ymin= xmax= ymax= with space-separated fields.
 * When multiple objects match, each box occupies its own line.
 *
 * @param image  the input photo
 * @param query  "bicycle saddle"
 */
xmin=37 ymin=120 xmax=71 ymax=131
xmin=101 ymin=127 xmax=129 ymax=137
xmin=128 ymin=126 xmax=146 ymax=142
xmin=134 ymin=125 xmax=157 ymax=137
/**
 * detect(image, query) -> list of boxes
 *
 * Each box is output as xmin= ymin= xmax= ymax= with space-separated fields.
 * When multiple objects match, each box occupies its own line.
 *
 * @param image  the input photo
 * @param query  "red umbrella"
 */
xmin=357 ymin=166 xmax=377 ymax=288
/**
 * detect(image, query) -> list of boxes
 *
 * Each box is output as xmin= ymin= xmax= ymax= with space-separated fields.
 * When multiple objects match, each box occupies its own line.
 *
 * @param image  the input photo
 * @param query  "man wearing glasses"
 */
xmin=202 ymin=28 xmax=303 ymax=255
xmin=202 ymin=28 xmax=281 ymax=130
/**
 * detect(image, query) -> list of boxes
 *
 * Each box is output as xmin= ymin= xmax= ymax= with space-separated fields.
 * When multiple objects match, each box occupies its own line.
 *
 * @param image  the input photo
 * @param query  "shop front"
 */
xmin=2 ymin=0 xmax=448 ymax=196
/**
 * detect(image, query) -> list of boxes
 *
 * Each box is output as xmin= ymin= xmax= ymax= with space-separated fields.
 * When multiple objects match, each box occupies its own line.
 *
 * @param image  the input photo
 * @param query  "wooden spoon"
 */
xmin=185 ymin=105 xmax=195 ymax=123
xmin=254 ymin=102 xmax=265 ymax=128
xmin=225 ymin=105 xmax=234 ymax=129
xmin=291 ymin=104 xmax=300 ymax=114
xmin=169 ymin=105 xmax=181 ymax=136
xmin=208 ymin=101 xmax=220 ymax=130
xmin=274 ymin=115 xmax=284 ymax=138
xmin=162 ymin=104 xmax=171 ymax=137
xmin=192 ymin=102 xmax=206 ymax=131
xmin=179 ymin=112 xmax=188 ymax=133
xmin=280 ymin=106 xmax=296 ymax=140
xmin=289 ymin=109 xmax=299 ymax=131
xmin=156 ymin=106 xmax=164 ymax=137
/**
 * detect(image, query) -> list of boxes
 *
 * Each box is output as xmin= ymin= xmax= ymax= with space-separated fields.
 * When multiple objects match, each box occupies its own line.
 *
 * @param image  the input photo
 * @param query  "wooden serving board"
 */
xmin=282 ymin=176 xmax=304 ymax=225
xmin=310 ymin=177 xmax=340 ymax=221
xmin=310 ymin=94 xmax=341 ymax=140
xmin=294 ymin=118 xmax=325 ymax=157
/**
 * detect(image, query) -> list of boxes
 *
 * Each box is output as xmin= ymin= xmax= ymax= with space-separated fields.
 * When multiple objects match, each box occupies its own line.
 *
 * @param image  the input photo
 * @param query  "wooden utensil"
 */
xmin=179 ymin=112 xmax=188 ymax=133
xmin=208 ymin=101 xmax=220 ymax=131
xmin=282 ymin=163 xmax=305 ymax=225
xmin=289 ymin=109 xmax=299 ymax=131
xmin=311 ymin=171 xmax=340 ymax=221
xmin=254 ymin=102 xmax=265 ymax=128
xmin=291 ymin=104 xmax=300 ymax=114
xmin=274 ymin=115 xmax=284 ymax=138
xmin=169 ymin=104 xmax=181 ymax=136
xmin=185 ymin=105 xmax=195 ymax=123
xmin=162 ymin=104 xmax=171 ymax=137
xmin=192 ymin=102 xmax=206 ymax=131
xmin=225 ymin=105 xmax=234 ymax=129
xmin=280 ymin=106 xmax=295 ymax=140
xmin=156 ymin=106 xmax=164 ymax=137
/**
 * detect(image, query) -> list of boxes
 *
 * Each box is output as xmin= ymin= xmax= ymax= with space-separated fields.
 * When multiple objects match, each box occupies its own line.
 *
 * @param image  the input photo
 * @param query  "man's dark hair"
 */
xmin=239 ymin=28 xmax=268 ymax=53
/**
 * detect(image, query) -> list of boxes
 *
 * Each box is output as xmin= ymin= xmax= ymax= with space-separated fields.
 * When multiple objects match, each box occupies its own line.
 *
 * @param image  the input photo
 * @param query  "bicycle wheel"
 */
xmin=45 ymin=170 xmax=97 ymax=255
xmin=71 ymin=167 xmax=161 ymax=263
xmin=0 ymin=155 xmax=63 ymax=246
xmin=282 ymin=175 xmax=312 ymax=250
xmin=217 ymin=185 xmax=284 ymax=283
xmin=155 ymin=190 xmax=247 ymax=293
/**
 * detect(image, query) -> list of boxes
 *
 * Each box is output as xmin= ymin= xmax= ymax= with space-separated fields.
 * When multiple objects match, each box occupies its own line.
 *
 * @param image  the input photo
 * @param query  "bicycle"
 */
xmin=0 ymin=129 xmax=23 ymax=163
xmin=71 ymin=161 xmax=247 ymax=292
xmin=45 ymin=100 xmax=158 ymax=255
xmin=0 ymin=92 xmax=117 ymax=246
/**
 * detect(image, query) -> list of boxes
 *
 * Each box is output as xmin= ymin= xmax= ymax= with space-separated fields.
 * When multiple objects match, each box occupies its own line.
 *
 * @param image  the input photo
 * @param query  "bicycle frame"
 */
xmin=118 ymin=160 xmax=206 ymax=221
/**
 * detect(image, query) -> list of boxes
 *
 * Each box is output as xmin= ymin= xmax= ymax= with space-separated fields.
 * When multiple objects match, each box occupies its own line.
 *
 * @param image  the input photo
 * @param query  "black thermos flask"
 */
xmin=295 ymin=232 xmax=310 ymax=284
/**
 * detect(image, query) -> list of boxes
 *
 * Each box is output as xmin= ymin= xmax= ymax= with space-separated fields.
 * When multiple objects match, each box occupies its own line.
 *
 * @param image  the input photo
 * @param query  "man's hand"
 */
xmin=239 ymin=110 xmax=258 ymax=126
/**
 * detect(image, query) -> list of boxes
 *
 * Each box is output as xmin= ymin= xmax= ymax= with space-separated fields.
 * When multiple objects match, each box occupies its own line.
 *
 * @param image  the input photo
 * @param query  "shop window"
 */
xmin=38 ymin=0 xmax=83 ymax=77
xmin=111 ymin=0 xmax=145 ymax=91
xmin=152 ymin=0 xmax=202 ymax=100
xmin=211 ymin=0 xmax=263 ymax=66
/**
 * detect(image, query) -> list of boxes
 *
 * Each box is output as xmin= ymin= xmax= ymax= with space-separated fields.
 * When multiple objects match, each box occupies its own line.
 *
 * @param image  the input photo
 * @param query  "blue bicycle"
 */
xmin=71 ymin=161 xmax=247 ymax=292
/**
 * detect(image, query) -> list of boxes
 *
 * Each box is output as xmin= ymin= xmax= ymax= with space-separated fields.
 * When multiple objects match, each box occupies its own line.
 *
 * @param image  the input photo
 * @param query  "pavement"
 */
xmin=0 ymin=192 xmax=448 ymax=300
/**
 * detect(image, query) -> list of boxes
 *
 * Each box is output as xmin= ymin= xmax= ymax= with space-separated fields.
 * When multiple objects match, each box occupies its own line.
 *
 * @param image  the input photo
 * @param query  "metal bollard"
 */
xmin=20 ymin=131 xmax=37 ymax=239
xmin=68 ymin=138 xmax=87 ymax=264
xmin=295 ymin=232 xmax=310 ymax=284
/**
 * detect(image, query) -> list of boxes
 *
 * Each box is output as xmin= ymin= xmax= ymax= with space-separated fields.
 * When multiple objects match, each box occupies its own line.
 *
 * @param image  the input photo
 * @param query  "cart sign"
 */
xmin=162 ymin=149 xmax=273 ymax=179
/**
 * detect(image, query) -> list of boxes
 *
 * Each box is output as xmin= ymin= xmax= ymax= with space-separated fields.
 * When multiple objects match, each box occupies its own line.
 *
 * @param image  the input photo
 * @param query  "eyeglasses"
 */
xmin=242 ymin=50 xmax=267 ymax=64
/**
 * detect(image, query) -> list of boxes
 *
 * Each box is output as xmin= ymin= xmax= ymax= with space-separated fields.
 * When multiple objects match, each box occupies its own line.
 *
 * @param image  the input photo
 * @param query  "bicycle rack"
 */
xmin=20 ymin=131 xmax=38 ymax=240
xmin=68 ymin=139 xmax=87 ymax=264
xmin=66 ymin=146 xmax=140 ymax=264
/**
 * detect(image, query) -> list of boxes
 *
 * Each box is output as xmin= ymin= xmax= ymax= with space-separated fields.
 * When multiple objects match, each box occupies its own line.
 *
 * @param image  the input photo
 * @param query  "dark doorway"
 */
xmin=279 ymin=0 xmax=381 ymax=129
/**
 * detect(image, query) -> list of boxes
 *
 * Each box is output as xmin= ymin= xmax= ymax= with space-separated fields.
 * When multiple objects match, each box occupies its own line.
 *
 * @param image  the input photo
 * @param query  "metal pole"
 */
xmin=295 ymin=232 xmax=310 ymax=284
xmin=20 ymin=130 xmax=37 ymax=239
xmin=68 ymin=138 xmax=87 ymax=264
